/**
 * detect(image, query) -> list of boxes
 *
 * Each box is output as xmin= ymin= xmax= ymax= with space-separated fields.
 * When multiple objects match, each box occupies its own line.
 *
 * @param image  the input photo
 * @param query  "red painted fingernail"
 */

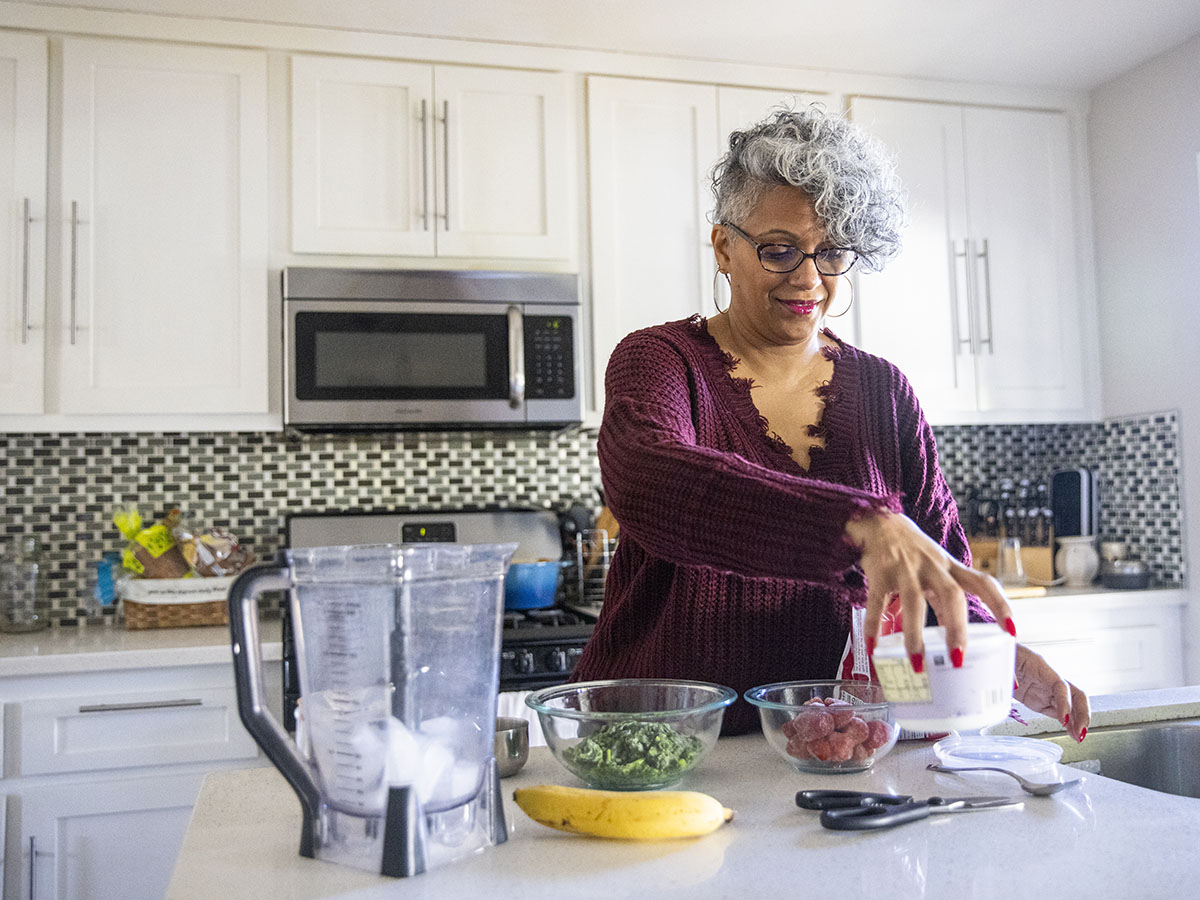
xmin=910 ymin=652 xmax=924 ymax=674
xmin=1003 ymin=617 xmax=1017 ymax=638
xmin=1063 ymin=713 xmax=1070 ymax=726
xmin=1078 ymin=727 xmax=1087 ymax=743
xmin=866 ymin=636 xmax=876 ymax=658
xmin=950 ymin=647 xmax=964 ymax=668
xmin=1012 ymin=677 xmax=1019 ymax=692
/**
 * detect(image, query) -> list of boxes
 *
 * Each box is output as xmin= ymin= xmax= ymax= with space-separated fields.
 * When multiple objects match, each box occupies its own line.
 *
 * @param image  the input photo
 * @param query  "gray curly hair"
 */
xmin=710 ymin=104 xmax=906 ymax=273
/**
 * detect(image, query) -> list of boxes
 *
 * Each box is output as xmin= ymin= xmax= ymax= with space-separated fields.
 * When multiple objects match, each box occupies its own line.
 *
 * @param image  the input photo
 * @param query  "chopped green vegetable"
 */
xmin=562 ymin=720 xmax=704 ymax=787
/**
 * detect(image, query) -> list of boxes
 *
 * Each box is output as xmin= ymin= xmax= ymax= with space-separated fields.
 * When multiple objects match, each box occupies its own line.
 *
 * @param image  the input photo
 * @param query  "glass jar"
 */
xmin=1 ymin=535 xmax=50 ymax=632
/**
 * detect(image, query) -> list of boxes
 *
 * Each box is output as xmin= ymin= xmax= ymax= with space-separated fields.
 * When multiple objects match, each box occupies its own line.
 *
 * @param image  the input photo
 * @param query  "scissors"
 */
xmin=796 ymin=789 xmax=1023 ymax=831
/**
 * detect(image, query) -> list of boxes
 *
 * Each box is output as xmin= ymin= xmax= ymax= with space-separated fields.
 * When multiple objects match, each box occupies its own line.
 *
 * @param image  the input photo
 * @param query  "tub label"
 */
xmin=872 ymin=657 xmax=933 ymax=704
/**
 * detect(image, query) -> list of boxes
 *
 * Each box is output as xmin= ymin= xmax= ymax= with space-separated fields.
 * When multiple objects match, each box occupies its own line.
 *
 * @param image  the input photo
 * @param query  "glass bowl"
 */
xmin=525 ymin=679 xmax=737 ymax=790
xmin=745 ymin=680 xmax=899 ymax=774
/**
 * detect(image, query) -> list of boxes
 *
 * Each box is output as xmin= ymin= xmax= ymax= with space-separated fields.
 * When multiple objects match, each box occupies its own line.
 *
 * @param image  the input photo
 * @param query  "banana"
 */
xmin=512 ymin=784 xmax=733 ymax=840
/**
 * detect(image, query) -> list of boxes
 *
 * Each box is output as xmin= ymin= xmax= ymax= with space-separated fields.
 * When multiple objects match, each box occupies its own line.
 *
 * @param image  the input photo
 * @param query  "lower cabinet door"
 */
xmin=16 ymin=772 xmax=204 ymax=900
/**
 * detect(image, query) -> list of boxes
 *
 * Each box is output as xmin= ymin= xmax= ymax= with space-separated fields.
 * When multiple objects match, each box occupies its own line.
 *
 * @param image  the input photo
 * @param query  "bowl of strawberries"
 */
xmin=744 ymin=680 xmax=899 ymax=774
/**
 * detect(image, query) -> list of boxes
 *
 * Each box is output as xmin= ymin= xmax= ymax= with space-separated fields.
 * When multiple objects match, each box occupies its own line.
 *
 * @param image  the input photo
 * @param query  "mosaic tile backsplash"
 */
xmin=0 ymin=410 xmax=1184 ymax=625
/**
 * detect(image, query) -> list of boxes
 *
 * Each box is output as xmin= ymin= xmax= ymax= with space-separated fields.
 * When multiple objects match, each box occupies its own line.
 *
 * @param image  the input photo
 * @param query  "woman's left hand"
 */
xmin=1013 ymin=644 xmax=1090 ymax=742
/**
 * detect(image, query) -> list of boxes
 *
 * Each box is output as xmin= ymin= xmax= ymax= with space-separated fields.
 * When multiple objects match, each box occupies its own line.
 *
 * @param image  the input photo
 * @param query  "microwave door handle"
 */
xmin=507 ymin=305 xmax=525 ymax=408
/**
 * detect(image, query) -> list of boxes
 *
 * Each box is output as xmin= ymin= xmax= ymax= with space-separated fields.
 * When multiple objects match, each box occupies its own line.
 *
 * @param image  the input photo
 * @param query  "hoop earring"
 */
xmin=825 ymin=275 xmax=854 ymax=318
xmin=712 ymin=268 xmax=731 ymax=314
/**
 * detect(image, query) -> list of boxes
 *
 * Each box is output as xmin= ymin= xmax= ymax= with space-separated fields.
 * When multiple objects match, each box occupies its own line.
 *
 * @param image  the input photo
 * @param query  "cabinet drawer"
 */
xmin=1024 ymin=625 xmax=1176 ymax=694
xmin=15 ymin=686 xmax=259 ymax=776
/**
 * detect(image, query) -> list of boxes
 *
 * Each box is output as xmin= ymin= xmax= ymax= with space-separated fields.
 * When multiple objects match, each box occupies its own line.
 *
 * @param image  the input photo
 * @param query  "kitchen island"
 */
xmin=167 ymin=688 xmax=1200 ymax=900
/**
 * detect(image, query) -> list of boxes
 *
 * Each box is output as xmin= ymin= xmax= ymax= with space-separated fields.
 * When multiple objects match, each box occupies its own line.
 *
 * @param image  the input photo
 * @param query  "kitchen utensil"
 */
xmin=933 ymin=733 xmax=1063 ymax=775
xmin=926 ymin=763 xmax=1078 ymax=796
xmin=494 ymin=717 xmax=530 ymax=778
xmin=1056 ymin=535 xmax=1100 ymax=587
xmin=504 ymin=560 xmax=562 ymax=610
xmin=995 ymin=536 xmax=1026 ymax=587
xmin=525 ymin=678 xmax=735 ymax=790
xmin=744 ymin=680 xmax=899 ymax=774
xmin=796 ymin=789 xmax=1022 ymax=831
xmin=229 ymin=542 xmax=517 ymax=878
xmin=0 ymin=536 xmax=50 ymax=633
xmin=1100 ymin=558 xmax=1152 ymax=589
xmin=871 ymin=623 xmax=1015 ymax=732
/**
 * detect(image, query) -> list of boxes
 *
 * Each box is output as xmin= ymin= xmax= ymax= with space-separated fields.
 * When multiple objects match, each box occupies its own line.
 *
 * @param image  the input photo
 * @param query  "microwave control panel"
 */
xmin=525 ymin=315 xmax=576 ymax=400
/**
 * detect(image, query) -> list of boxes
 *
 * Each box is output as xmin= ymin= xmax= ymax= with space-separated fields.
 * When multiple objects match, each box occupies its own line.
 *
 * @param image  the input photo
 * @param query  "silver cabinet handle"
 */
xmin=21 ymin=197 xmax=33 ymax=344
xmin=28 ymin=835 xmax=55 ymax=900
xmin=419 ymin=99 xmax=430 ymax=231
xmin=948 ymin=239 xmax=969 ymax=356
xmin=951 ymin=239 xmax=976 ymax=355
xmin=440 ymin=99 xmax=450 ymax=231
xmin=78 ymin=698 xmax=203 ymax=713
xmin=69 ymin=200 xmax=81 ymax=346
xmin=976 ymin=238 xmax=994 ymax=354
xmin=506 ymin=304 xmax=525 ymax=408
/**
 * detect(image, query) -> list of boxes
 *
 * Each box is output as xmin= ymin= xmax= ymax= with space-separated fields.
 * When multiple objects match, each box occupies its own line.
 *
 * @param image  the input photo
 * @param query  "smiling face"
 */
xmin=712 ymin=184 xmax=841 ymax=350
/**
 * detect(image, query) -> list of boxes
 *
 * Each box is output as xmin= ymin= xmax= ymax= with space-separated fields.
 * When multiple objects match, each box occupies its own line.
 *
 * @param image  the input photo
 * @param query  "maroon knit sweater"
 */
xmin=570 ymin=317 xmax=991 ymax=734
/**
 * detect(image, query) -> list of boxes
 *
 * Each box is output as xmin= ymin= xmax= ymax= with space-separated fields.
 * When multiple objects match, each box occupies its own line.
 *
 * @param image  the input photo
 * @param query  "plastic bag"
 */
xmin=174 ymin=518 xmax=256 ymax=577
xmin=113 ymin=506 xmax=193 ymax=579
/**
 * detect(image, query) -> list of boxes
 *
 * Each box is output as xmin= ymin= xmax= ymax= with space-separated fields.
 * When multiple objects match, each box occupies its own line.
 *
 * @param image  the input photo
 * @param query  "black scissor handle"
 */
xmin=819 ymin=801 xmax=933 ymax=831
xmin=796 ymin=790 xmax=912 ymax=810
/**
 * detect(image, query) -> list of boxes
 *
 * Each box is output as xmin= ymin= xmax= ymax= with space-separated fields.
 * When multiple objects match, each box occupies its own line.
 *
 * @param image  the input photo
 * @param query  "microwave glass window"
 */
xmin=315 ymin=332 xmax=487 ymax=388
xmin=294 ymin=311 xmax=510 ymax=400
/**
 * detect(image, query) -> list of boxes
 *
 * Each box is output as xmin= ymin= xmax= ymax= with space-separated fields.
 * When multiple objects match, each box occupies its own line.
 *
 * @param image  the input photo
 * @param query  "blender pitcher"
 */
xmin=229 ymin=541 xmax=516 ymax=877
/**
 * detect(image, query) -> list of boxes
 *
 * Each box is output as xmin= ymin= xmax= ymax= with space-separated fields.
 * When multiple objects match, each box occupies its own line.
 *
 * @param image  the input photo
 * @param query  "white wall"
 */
xmin=1088 ymin=34 xmax=1200 ymax=680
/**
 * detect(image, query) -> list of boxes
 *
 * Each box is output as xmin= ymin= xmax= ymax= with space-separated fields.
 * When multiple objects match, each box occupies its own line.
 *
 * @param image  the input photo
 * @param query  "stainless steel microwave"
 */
xmin=283 ymin=267 xmax=584 ymax=431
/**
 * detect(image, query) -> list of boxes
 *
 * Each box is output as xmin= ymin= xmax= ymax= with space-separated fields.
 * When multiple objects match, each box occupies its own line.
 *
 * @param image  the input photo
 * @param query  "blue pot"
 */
xmin=504 ymin=561 xmax=562 ymax=610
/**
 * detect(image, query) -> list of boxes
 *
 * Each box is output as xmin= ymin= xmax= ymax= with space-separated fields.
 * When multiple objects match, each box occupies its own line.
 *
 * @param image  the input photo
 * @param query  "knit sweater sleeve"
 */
xmin=891 ymin=365 xmax=996 ymax=624
xmin=598 ymin=326 xmax=896 ymax=583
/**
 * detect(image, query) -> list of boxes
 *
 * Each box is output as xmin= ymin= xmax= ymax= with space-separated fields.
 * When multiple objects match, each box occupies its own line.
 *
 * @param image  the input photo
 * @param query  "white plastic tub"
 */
xmin=872 ymin=623 xmax=1016 ymax=732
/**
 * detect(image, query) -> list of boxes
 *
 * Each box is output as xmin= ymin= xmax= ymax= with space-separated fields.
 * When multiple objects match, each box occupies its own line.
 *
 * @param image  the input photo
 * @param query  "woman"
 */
xmin=571 ymin=104 xmax=1090 ymax=739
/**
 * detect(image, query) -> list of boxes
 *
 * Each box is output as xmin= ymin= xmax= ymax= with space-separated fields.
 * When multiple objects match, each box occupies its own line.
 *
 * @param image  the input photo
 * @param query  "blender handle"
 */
xmin=228 ymin=559 xmax=322 ymax=859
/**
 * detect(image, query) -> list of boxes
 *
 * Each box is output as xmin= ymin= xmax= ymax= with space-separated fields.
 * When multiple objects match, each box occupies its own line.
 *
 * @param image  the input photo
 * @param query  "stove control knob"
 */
xmin=514 ymin=650 xmax=536 ymax=674
xmin=547 ymin=649 xmax=569 ymax=673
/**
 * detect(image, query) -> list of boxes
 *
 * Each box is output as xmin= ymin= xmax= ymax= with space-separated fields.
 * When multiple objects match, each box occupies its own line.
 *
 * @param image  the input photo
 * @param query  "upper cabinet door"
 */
xmin=586 ymin=76 xmax=720 ymax=418
xmin=290 ymin=57 xmax=574 ymax=261
xmin=850 ymin=96 xmax=978 ymax=417
xmin=850 ymin=96 xmax=1090 ymax=424
xmin=716 ymin=86 xmax=825 ymax=137
xmin=291 ymin=55 xmax=436 ymax=256
xmin=963 ymin=106 xmax=1084 ymax=414
xmin=433 ymin=65 xmax=574 ymax=260
xmin=59 ymin=38 xmax=269 ymax=415
xmin=0 ymin=32 xmax=48 ymax=415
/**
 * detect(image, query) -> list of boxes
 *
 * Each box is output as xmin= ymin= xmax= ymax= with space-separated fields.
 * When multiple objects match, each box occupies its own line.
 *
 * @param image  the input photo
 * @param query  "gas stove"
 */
xmin=500 ymin=607 xmax=596 ymax=690
xmin=280 ymin=508 xmax=597 ymax=727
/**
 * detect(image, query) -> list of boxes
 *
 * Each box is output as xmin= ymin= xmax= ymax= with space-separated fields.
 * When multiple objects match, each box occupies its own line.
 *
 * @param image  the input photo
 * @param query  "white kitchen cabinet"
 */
xmin=1009 ymin=591 xmax=1186 ymax=695
xmin=586 ymin=77 xmax=826 ymax=416
xmin=291 ymin=55 xmax=574 ymax=260
xmin=55 ymin=38 xmax=269 ymax=416
xmin=16 ymin=772 xmax=202 ymax=900
xmin=849 ymin=97 xmax=1089 ymax=424
xmin=0 ymin=649 xmax=279 ymax=900
xmin=0 ymin=32 xmax=48 ymax=416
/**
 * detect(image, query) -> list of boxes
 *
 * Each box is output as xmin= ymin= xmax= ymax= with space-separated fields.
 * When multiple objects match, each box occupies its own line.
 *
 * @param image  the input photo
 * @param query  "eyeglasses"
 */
xmin=723 ymin=222 xmax=858 ymax=276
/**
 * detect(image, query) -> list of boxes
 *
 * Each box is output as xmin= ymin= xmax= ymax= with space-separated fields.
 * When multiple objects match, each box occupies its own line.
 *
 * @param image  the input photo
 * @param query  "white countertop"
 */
xmin=0 ymin=586 xmax=1176 ymax=679
xmin=167 ymin=686 xmax=1200 ymax=900
xmin=0 ymin=617 xmax=281 ymax=677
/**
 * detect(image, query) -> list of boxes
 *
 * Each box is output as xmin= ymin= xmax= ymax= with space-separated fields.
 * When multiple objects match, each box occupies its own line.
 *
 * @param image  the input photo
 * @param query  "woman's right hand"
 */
xmin=844 ymin=510 xmax=1015 ymax=670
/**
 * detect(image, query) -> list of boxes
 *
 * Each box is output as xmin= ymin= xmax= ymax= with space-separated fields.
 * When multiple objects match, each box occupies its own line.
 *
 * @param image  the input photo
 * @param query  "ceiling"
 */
xmin=27 ymin=0 xmax=1200 ymax=91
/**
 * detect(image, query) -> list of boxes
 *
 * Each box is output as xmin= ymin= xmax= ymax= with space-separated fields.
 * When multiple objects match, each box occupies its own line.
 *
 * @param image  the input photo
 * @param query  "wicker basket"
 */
xmin=118 ymin=576 xmax=234 ymax=630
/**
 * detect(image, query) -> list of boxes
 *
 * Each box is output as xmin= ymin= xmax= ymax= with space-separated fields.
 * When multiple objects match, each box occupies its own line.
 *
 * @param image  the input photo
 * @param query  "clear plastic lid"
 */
xmin=933 ymin=733 xmax=1063 ymax=775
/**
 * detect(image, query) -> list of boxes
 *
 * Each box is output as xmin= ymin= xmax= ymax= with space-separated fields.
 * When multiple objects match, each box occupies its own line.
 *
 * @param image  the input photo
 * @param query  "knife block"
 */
xmin=968 ymin=538 xmax=1054 ymax=583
